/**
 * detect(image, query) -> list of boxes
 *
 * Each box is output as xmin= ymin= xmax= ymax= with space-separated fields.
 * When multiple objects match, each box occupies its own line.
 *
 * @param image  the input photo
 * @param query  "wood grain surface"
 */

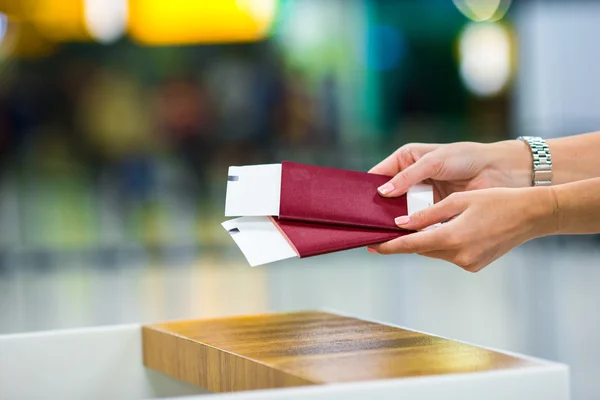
xmin=142 ymin=310 xmax=538 ymax=392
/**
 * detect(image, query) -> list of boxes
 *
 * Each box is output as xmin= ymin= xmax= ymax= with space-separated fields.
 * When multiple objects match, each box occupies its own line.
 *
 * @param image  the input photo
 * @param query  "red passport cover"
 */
xmin=271 ymin=218 xmax=408 ymax=258
xmin=279 ymin=161 xmax=408 ymax=231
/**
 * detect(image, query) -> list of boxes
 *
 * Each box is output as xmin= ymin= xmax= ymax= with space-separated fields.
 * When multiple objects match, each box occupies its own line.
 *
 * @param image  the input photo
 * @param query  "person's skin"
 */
xmin=367 ymin=131 xmax=600 ymax=272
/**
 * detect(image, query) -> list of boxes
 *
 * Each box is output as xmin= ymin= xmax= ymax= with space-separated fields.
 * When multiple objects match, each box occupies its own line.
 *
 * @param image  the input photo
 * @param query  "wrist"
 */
xmin=526 ymin=186 xmax=560 ymax=238
xmin=487 ymin=140 xmax=532 ymax=188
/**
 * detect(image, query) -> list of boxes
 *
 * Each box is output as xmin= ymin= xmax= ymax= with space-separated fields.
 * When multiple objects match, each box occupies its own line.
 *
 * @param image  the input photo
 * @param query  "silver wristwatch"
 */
xmin=517 ymin=136 xmax=553 ymax=186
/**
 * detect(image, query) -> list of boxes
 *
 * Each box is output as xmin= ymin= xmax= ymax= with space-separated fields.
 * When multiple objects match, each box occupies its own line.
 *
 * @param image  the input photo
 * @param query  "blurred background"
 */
xmin=0 ymin=0 xmax=599 ymax=398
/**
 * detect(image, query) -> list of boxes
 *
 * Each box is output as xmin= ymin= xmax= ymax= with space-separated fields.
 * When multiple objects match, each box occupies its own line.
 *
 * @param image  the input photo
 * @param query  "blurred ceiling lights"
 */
xmin=0 ymin=0 xmax=277 ymax=52
xmin=128 ymin=0 xmax=278 ymax=45
xmin=84 ymin=0 xmax=128 ymax=44
xmin=0 ymin=13 xmax=7 ymax=44
xmin=27 ymin=0 xmax=90 ymax=42
xmin=0 ymin=11 xmax=56 ymax=60
xmin=458 ymin=22 xmax=512 ymax=97
xmin=453 ymin=0 xmax=512 ymax=22
xmin=0 ymin=0 xmax=127 ymax=46
xmin=0 ymin=12 xmax=8 ymax=76
xmin=236 ymin=0 xmax=278 ymax=28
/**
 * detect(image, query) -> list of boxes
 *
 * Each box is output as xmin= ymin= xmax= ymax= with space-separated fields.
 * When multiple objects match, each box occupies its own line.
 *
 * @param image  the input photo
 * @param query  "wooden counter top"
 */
xmin=142 ymin=310 xmax=538 ymax=393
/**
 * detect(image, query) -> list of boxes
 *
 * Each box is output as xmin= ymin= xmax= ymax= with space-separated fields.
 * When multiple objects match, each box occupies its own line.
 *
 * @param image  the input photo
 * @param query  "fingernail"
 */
xmin=394 ymin=215 xmax=410 ymax=226
xmin=367 ymin=247 xmax=378 ymax=254
xmin=378 ymin=182 xmax=394 ymax=195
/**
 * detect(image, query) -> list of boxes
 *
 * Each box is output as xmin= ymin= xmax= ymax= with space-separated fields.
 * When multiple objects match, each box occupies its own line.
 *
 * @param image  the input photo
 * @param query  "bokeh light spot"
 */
xmin=453 ymin=0 xmax=512 ymax=22
xmin=84 ymin=0 xmax=128 ymax=44
xmin=458 ymin=22 xmax=511 ymax=97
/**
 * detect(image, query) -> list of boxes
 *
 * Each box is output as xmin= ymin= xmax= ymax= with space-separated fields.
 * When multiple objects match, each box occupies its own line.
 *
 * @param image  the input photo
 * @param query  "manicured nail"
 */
xmin=378 ymin=182 xmax=394 ymax=195
xmin=367 ymin=247 xmax=378 ymax=254
xmin=394 ymin=215 xmax=410 ymax=226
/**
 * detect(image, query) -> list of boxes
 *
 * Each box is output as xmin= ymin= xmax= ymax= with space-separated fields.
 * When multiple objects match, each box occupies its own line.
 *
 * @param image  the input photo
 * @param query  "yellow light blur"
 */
xmin=2 ymin=0 xmax=127 ymax=45
xmin=28 ymin=0 xmax=91 ymax=42
xmin=0 ymin=0 xmax=26 ymax=17
xmin=128 ymin=0 xmax=278 ymax=45
xmin=2 ymin=17 xmax=56 ymax=59
xmin=453 ymin=0 xmax=512 ymax=22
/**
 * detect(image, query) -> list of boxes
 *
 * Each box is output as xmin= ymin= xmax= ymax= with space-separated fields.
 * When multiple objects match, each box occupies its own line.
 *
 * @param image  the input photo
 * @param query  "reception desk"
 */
xmin=0 ymin=310 xmax=569 ymax=399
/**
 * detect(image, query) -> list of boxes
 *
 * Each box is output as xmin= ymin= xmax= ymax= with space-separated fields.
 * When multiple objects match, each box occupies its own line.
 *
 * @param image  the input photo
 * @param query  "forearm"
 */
xmin=547 ymin=131 xmax=600 ymax=185
xmin=544 ymin=178 xmax=600 ymax=235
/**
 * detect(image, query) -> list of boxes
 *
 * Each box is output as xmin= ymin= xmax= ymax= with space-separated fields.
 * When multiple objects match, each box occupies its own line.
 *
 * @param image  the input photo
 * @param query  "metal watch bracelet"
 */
xmin=517 ymin=136 xmax=553 ymax=186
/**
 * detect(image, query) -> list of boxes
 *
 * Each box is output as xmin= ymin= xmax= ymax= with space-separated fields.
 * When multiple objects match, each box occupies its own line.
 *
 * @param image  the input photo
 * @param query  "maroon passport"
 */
xmin=224 ymin=161 xmax=430 ymax=265
xmin=271 ymin=217 xmax=408 ymax=259
xmin=279 ymin=161 xmax=408 ymax=231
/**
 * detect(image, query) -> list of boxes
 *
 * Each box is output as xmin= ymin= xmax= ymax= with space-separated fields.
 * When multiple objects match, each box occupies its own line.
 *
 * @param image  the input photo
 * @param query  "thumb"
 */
xmin=394 ymin=194 xmax=466 ymax=231
xmin=377 ymin=156 xmax=443 ymax=197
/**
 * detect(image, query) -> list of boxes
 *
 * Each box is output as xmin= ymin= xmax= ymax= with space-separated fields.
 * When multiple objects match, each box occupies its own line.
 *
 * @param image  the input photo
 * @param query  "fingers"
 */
xmin=368 ymin=225 xmax=452 ymax=255
xmin=417 ymin=250 xmax=455 ymax=263
xmin=367 ymin=194 xmax=468 ymax=254
xmin=394 ymin=194 xmax=467 ymax=231
xmin=417 ymin=250 xmax=486 ymax=273
xmin=367 ymin=229 xmax=482 ymax=271
xmin=369 ymin=151 xmax=401 ymax=176
xmin=377 ymin=155 xmax=444 ymax=197
xmin=369 ymin=143 xmax=439 ymax=177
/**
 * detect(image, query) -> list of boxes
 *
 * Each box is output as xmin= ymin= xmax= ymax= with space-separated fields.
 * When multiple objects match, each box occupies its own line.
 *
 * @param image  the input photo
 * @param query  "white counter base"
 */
xmin=0 ymin=321 xmax=569 ymax=400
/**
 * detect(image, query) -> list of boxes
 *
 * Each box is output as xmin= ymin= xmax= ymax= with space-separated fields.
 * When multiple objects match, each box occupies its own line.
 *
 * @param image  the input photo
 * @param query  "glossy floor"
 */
xmin=0 ymin=238 xmax=598 ymax=399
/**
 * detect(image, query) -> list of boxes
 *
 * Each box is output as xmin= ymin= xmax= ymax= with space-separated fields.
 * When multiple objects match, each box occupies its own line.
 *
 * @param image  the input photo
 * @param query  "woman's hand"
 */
xmin=370 ymin=140 xmax=532 ymax=202
xmin=367 ymin=187 xmax=559 ymax=272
